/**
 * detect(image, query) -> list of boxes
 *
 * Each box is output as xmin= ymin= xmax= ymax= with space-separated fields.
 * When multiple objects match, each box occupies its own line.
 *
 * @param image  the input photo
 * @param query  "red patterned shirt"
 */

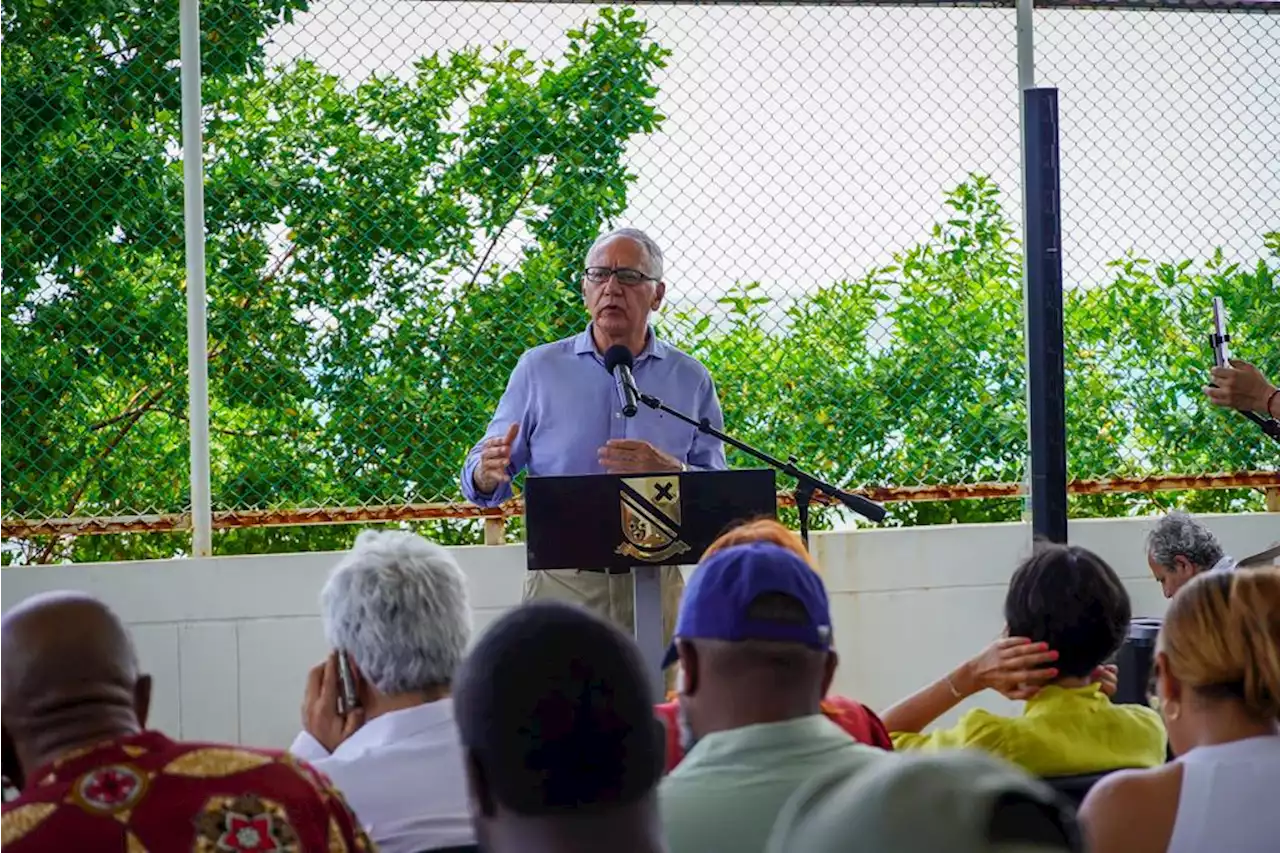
xmin=0 ymin=730 xmax=373 ymax=852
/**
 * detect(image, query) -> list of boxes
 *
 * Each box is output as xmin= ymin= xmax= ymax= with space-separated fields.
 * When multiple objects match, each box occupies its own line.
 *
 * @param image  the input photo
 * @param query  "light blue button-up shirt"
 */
xmin=461 ymin=326 xmax=727 ymax=507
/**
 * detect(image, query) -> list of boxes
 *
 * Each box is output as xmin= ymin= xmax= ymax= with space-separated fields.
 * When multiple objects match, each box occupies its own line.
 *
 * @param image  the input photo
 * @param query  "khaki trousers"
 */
xmin=523 ymin=567 xmax=685 ymax=692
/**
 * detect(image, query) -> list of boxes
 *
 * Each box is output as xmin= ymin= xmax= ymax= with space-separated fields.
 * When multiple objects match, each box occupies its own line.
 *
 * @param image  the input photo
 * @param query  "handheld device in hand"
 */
xmin=336 ymin=651 xmax=360 ymax=716
xmin=1206 ymin=297 xmax=1280 ymax=443
xmin=1211 ymin=296 xmax=1231 ymax=368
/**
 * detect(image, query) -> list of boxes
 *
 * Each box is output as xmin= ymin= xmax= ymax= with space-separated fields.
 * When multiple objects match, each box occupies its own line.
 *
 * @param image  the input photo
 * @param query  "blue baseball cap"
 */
xmin=662 ymin=541 xmax=833 ymax=668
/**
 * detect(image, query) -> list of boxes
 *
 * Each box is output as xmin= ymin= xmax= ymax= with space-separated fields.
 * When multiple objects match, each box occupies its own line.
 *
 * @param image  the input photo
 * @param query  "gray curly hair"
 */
xmin=1146 ymin=511 xmax=1225 ymax=573
xmin=321 ymin=530 xmax=472 ymax=695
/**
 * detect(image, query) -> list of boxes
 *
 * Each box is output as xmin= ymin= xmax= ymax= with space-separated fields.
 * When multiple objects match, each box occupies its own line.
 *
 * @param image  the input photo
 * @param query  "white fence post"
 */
xmin=1017 ymin=0 xmax=1037 ymax=530
xmin=180 ymin=0 xmax=213 ymax=557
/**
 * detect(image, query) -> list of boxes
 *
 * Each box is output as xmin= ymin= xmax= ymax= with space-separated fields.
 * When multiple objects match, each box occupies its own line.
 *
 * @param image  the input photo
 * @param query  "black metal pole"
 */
xmin=1023 ymin=88 xmax=1068 ymax=544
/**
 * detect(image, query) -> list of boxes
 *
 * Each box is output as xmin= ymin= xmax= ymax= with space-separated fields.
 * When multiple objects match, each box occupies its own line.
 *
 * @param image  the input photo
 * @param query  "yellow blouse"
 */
xmin=891 ymin=683 xmax=1166 ymax=776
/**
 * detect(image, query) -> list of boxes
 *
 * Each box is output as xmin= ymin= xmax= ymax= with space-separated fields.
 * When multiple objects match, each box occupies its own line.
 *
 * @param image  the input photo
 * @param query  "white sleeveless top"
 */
xmin=1167 ymin=734 xmax=1280 ymax=853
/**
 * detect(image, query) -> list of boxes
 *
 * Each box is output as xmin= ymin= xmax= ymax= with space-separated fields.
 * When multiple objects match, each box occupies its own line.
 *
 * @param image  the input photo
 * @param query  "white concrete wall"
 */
xmin=2 ymin=514 xmax=1275 ymax=749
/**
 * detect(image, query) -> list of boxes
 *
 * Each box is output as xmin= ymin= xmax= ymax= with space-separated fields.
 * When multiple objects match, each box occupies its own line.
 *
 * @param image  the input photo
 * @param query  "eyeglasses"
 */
xmin=584 ymin=266 xmax=658 ymax=287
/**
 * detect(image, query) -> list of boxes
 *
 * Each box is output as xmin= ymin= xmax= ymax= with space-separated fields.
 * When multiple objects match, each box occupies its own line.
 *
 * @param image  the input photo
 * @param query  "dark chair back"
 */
xmin=1041 ymin=771 xmax=1117 ymax=808
xmin=1114 ymin=617 xmax=1162 ymax=706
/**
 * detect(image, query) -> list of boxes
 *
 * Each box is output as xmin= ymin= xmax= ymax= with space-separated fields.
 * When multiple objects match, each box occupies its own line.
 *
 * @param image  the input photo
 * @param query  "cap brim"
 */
xmin=661 ymin=641 xmax=678 ymax=669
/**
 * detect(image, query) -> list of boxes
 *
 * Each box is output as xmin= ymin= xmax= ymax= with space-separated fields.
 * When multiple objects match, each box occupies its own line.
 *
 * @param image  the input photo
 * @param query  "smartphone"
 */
xmin=1211 ymin=296 xmax=1231 ymax=368
xmin=336 ymin=651 xmax=360 ymax=716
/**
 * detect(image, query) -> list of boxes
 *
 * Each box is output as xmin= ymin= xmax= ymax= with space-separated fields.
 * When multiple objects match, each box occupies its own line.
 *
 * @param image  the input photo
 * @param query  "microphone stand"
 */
xmin=630 ymin=388 xmax=887 ymax=546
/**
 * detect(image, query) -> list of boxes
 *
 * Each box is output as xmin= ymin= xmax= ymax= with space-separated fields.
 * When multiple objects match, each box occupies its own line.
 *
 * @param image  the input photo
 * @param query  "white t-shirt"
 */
xmin=1167 ymin=734 xmax=1280 ymax=853
xmin=290 ymin=698 xmax=474 ymax=853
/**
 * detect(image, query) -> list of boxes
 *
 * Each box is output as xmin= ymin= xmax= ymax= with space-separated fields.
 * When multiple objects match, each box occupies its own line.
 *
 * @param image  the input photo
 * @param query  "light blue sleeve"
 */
xmin=461 ymin=354 xmax=534 ymax=507
xmin=687 ymin=373 xmax=727 ymax=471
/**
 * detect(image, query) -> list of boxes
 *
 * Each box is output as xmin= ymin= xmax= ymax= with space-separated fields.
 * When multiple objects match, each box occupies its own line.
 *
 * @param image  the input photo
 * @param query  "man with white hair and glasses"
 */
xmin=461 ymin=228 xmax=726 ymax=635
xmin=291 ymin=530 xmax=475 ymax=852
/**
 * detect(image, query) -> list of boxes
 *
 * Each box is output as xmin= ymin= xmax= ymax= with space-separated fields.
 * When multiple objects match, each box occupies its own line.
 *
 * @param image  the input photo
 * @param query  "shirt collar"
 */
xmin=332 ymin=697 xmax=457 ymax=757
xmin=1210 ymin=555 xmax=1237 ymax=573
xmin=680 ymin=714 xmax=849 ymax=765
xmin=26 ymin=730 xmax=172 ymax=792
xmin=1022 ymin=683 xmax=1109 ymax=717
xmin=574 ymin=325 xmax=667 ymax=361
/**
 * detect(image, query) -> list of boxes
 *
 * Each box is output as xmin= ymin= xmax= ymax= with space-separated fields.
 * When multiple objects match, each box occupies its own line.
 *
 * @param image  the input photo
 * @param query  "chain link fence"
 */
xmin=1036 ymin=5 xmax=1280 ymax=517
xmin=3 ymin=1 xmax=1277 ymax=561
xmin=3 ymin=0 xmax=223 ymax=563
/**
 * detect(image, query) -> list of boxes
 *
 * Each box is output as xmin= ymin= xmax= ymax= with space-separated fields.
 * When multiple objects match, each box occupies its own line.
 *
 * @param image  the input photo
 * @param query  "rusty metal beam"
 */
xmin=4 ymin=471 xmax=1276 ymax=539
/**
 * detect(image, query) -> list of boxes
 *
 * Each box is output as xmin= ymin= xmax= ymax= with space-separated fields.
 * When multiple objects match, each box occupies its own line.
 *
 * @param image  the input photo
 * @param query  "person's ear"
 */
xmin=676 ymin=640 xmax=699 ymax=697
xmin=464 ymin=750 xmax=497 ymax=818
xmin=652 ymin=280 xmax=666 ymax=311
xmin=1154 ymin=652 xmax=1182 ymax=706
xmin=820 ymin=651 xmax=839 ymax=697
xmin=1172 ymin=555 xmax=1196 ymax=579
xmin=650 ymin=718 xmax=668 ymax=778
xmin=134 ymin=674 xmax=153 ymax=729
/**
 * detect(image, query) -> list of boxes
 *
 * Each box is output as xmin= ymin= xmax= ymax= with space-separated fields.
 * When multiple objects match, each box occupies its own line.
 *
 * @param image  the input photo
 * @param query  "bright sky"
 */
xmin=266 ymin=2 xmax=1279 ymax=315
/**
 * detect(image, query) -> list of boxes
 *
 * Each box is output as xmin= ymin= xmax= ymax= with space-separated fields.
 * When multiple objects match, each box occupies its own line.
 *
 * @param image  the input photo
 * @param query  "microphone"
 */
xmin=603 ymin=345 xmax=640 ymax=417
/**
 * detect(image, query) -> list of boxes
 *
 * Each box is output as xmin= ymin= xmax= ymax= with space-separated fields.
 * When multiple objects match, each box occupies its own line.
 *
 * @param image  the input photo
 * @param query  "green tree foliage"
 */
xmin=667 ymin=179 xmax=1279 ymax=527
xmin=2 ymin=4 xmax=669 ymax=561
xmin=3 ymin=4 xmax=1275 ymax=564
xmin=3 ymin=0 xmax=310 ymax=558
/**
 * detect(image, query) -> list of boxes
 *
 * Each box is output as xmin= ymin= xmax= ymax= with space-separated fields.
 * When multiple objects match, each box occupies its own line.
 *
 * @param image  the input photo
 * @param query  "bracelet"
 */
xmin=944 ymin=674 xmax=963 ymax=699
xmin=1268 ymin=388 xmax=1280 ymax=419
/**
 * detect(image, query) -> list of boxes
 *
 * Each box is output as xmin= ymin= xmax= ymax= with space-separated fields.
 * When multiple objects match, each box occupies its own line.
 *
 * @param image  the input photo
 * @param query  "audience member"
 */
xmin=701 ymin=517 xmax=820 ymax=569
xmin=654 ymin=519 xmax=891 ymax=771
xmin=1080 ymin=569 xmax=1280 ymax=853
xmin=1147 ymin=511 xmax=1235 ymax=599
xmin=766 ymin=750 xmax=1083 ymax=853
xmin=290 ymin=529 xmax=474 ymax=852
xmin=883 ymin=543 xmax=1166 ymax=776
xmin=659 ymin=542 xmax=886 ymax=853
xmin=1204 ymin=359 xmax=1279 ymax=419
xmin=453 ymin=601 xmax=666 ymax=853
xmin=1 ymin=592 xmax=370 ymax=850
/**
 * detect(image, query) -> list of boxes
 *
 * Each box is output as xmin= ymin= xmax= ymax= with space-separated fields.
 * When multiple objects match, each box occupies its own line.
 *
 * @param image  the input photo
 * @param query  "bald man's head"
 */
xmin=2 ymin=592 xmax=150 ymax=776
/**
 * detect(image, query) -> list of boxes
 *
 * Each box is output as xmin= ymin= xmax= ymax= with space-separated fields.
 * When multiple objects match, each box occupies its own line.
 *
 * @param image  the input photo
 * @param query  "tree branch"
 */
xmin=86 ymin=244 xmax=297 ymax=432
xmin=465 ymin=158 xmax=551 ymax=290
xmin=156 ymin=406 xmax=284 ymax=439
xmin=88 ymin=385 xmax=151 ymax=431
xmin=34 ymin=381 xmax=177 ymax=563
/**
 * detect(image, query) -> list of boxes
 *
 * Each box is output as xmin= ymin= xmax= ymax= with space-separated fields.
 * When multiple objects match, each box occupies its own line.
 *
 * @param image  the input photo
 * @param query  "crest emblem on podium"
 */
xmin=616 ymin=476 xmax=691 ymax=563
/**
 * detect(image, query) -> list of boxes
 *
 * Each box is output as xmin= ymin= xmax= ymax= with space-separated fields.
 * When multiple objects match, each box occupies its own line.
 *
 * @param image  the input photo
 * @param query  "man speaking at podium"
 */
xmin=461 ymin=228 xmax=726 ymax=635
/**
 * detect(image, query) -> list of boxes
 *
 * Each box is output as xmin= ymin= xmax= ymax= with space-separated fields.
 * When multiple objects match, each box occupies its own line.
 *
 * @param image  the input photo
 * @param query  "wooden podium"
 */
xmin=525 ymin=468 xmax=777 ymax=695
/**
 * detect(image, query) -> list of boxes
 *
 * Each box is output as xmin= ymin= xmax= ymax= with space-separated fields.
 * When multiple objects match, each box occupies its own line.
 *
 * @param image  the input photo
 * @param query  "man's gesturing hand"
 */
xmin=598 ymin=439 xmax=682 ymax=474
xmin=473 ymin=422 xmax=519 ymax=494
xmin=1205 ymin=359 xmax=1278 ymax=416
